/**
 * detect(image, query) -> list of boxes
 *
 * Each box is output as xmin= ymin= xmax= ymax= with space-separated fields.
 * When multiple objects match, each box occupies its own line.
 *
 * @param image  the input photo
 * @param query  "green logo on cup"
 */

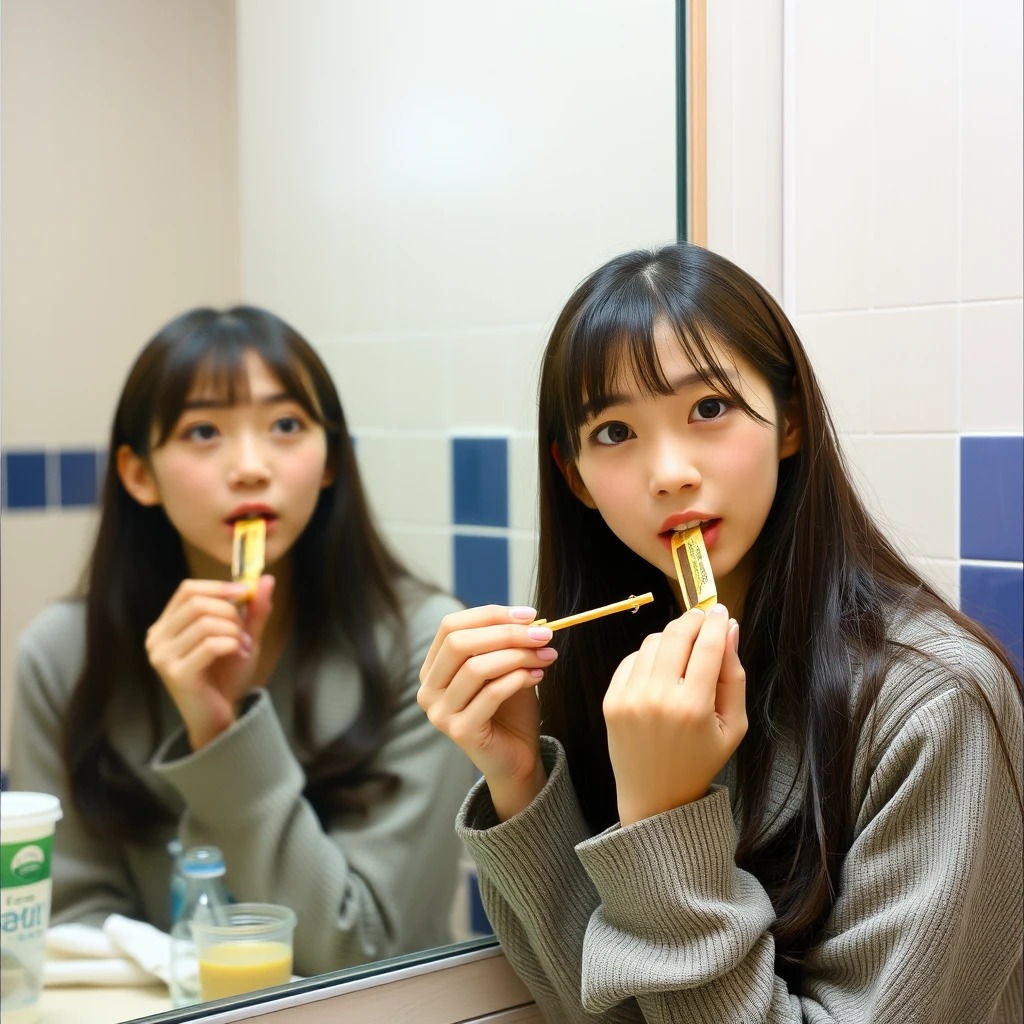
xmin=1 ymin=836 xmax=52 ymax=888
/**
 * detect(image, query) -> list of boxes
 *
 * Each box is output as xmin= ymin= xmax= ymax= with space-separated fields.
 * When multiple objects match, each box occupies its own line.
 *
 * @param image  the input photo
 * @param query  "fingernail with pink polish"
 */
xmin=529 ymin=669 xmax=545 ymax=680
xmin=536 ymin=647 xmax=558 ymax=661
xmin=528 ymin=626 xmax=553 ymax=641
xmin=509 ymin=606 xmax=537 ymax=620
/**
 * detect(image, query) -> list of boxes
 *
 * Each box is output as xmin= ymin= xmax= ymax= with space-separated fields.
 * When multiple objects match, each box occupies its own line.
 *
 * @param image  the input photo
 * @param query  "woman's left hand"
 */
xmin=604 ymin=604 xmax=746 ymax=826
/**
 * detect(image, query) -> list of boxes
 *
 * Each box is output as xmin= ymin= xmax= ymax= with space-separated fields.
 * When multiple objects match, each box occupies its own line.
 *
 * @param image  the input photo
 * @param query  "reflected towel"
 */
xmin=44 ymin=915 xmax=171 ymax=988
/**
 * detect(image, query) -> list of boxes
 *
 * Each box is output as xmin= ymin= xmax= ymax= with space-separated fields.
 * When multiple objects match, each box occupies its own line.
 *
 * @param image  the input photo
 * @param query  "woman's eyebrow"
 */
xmin=581 ymin=369 xmax=739 ymax=420
xmin=183 ymin=391 xmax=293 ymax=410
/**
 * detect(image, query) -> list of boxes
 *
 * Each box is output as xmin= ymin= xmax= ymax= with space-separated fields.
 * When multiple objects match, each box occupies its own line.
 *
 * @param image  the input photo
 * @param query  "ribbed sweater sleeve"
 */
xmin=458 ymin=645 xmax=1023 ymax=1022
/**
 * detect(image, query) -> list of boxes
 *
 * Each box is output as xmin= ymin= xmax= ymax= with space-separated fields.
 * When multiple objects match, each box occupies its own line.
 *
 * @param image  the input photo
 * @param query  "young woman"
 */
xmin=418 ymin=244 xmax=1023 ymax=1021
xmin=10 ymin=306 xmax=473 ymax=977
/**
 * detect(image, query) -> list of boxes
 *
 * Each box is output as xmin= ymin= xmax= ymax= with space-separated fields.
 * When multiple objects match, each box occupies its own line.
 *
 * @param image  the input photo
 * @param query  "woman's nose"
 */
xmin=649 ymin=438 xmax=701 ymax=495
xmin=228 ymin=435 xmax=271 ymax=486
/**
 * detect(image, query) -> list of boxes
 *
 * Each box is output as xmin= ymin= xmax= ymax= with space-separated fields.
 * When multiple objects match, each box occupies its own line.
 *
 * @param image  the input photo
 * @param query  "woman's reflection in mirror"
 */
xmin=9 ymin=307 xmax=474 ymax=977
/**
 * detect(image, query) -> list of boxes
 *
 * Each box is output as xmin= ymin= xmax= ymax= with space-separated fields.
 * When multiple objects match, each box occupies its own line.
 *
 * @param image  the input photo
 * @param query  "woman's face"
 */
xmin=570 ymin=323 xmax=800 ymax=611
xmin=120 ymin=350 xmax=333 ymax=578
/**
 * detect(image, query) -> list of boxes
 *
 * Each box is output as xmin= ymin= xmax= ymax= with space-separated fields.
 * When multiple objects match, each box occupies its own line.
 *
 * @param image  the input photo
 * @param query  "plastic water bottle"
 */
xmin=167 ymin=838 xmax=186 ymax=926
xmin=169 ymin=846 xmax=230 ymax=1007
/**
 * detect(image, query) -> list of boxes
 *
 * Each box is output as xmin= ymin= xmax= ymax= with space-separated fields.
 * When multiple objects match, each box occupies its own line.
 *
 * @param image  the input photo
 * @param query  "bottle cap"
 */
xmin=182 ymin=845 xmax=226 ymax=878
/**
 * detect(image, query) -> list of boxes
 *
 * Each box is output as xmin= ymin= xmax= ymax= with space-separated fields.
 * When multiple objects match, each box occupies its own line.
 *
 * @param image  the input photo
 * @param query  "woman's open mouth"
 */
xmin=658 ymin=518 xmax=722 ymax=551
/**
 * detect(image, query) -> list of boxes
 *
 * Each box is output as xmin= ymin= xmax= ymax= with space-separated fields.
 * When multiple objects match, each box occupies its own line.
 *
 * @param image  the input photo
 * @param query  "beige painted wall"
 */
xmin=1 ymin=0 xmax=242 ymax=763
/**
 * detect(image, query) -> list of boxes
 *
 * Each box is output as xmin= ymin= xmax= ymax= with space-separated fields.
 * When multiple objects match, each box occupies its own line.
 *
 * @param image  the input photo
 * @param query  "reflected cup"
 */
xmin=0 ymin=792 xmax=63 ymax=1024
xmin=191 ymin=902 xmax=297 ymax=1001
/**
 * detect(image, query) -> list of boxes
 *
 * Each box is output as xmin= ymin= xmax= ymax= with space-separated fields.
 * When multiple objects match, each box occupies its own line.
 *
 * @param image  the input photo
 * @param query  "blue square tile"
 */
xmin=961 ymin=436 xmax=1023 ymax=561
xmin=468 ymin=870 xmax=492 ymax=935
xmin=2 ymin=451 xmax=48 ymax=509
xmin=961 ymin=564 xmax=1023 ymax=674
xmin=59 ymin=450 xmax=98 ymax=507
xmin=453 ymin=438 xmax=508 ymax=527
xmin=454 ymin=534 xmax=509 ymax=607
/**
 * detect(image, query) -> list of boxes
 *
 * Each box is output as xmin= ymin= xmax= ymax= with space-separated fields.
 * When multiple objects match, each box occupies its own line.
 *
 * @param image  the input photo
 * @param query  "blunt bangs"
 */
xmin=552 ymin=253 xmax=766 ymax=460
xmin=146 ymin=309 xmax=337 ymax=452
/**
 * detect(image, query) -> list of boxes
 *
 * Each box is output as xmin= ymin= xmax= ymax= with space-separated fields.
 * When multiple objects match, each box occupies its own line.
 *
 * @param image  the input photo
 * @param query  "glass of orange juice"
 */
xmin=191 ymin=903 xmax=297 ymax=1002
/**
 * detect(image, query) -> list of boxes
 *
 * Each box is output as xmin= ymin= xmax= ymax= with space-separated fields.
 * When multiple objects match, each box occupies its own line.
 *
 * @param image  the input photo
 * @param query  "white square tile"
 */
xmin=353 ymin=434 xmax=393 ymax=524
xmin=794 ymin=4 xmax=872 ymax=313
xmin=730 ymin=0 xmax=784 ymax=301
xmin=961 ymin=0 xmax=1024 ymax=301
xmin=797 ymin=313 xmax=873 ymax=434
xmin=509 ymin=534 xmax=540 ymax=610
xmin=846 ymin=436 xmax=958 ymax=560
xmin=448 ymin=329 xmax=546 ymax=432
xmin=911 ymin=557 xmax=960 ymax=606
xmin=960 ymin=301 xmax=1024 ymax=432
xmin=382 ymin=524 xmax=453 ymax=594
xmin=869 ymin=307 xmax=958 ymax=432
xmin=331 ymin=339 xmax=450 ymax=431
xmin=508 ymin=434 xmax=540 ymax=532
xmin=355 ymin=435 xmax=450 ymax=527
xmin=871 ymin=0 xmax=959 ymax=307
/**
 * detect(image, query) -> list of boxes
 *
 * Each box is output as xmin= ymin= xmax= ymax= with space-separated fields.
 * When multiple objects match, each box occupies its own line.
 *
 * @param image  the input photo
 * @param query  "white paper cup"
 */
xmin=1 ymin=792 xmax=63 ymax=1024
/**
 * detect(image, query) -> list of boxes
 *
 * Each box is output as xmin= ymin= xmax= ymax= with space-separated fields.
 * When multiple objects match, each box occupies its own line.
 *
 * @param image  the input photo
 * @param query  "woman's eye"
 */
xmin=593 ymin=422 xmax=634 ymax=446
xmin=272 ymin=415 xmax=304 ymax=435
xmin=184 ymin=423 xmax=218 ymax=442
xmin=691 ymin=398 xmax=730 ymax=422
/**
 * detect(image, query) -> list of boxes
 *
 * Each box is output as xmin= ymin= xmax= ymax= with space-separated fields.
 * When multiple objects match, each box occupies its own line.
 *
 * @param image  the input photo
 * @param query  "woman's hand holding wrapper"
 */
xmin=417 ymin=606 xmax=556 ymax=822
xmin=145 ymin=575 xmax=276 ymax=752
xmin=604 ymin=605 xmax=745 ymax=826
xmin=418 ymin=597 xmax=746 ymax=826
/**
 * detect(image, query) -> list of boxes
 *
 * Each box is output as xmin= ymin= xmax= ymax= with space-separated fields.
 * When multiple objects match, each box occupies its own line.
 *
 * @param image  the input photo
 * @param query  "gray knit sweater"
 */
xmin=457 ymin=615 xmax=1023 ymax=1022
xmin=10 ymin=586 xmax=474 ymax=977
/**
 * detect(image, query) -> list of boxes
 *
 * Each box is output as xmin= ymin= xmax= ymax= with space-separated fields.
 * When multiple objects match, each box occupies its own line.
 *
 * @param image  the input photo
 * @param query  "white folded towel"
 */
xmin=44 ymin=915 xmax=173 ymax=988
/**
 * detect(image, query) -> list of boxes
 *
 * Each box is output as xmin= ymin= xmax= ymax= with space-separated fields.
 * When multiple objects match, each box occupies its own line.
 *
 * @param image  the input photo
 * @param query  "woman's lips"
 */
xmin=658 ymin=518 xmax=722 ymax=551
xmin=223 ymin=516 xmax=278 ymax=539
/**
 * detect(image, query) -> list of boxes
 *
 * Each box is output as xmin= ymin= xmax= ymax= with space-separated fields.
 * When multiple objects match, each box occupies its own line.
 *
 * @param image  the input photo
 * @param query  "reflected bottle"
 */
xmin=167 ymin=838 xmax=186 ymax=926
xmin=169 ymin=846 xmax=230 ymax=1007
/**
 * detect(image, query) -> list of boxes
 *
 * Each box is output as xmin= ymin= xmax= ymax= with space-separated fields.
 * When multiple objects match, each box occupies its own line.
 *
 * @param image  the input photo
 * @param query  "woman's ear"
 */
xmin=551 ymin=440 xmax=598 ymax=510
xmin=116 ymin=444 xmax=161 ymax=506
xmin=779 ymin=381 xmax=803 ymax=459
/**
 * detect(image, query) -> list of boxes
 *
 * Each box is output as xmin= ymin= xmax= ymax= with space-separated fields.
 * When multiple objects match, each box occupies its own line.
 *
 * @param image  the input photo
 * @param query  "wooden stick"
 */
xmin=532 ymin=593 xmax=654 ymax=632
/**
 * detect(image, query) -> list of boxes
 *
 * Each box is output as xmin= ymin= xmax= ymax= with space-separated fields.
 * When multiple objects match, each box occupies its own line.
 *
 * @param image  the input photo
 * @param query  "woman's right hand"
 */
xmin=145 ymin=577 xmax=275 ymax=752
xmin=417 ymin=605 xmax=557 ymax=821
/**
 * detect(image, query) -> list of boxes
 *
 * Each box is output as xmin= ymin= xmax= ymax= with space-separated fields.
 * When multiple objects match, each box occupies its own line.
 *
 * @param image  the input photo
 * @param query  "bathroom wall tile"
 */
xmin=453 ymin=534 xmax=509 ymax=608
xmin=2 ymin=451 xmax=48 ymax=509
xmin=960 ymin=436 xmax=1024 ymax=561
xmin=329 ymin=338 xmax=450 ymax=431
xmin=453 ymin=438 xmax=508 ymax=528
xmin=794 ymin=3 xmax=872 ymax=313
xmin=871 ymin=0 xmax=958 ymax=308
xmin=59 ymin=450 xmax=99 ymax=507
xmin=960 ymin=302 xmax=1024 ymax=432
xmin=382 ymin=524 xmax=453 ymax=593
xmin=961 ymin=563 xmax=1023 ymax=671
xmin=508 ymin=435 xmax=539 ymax=533
xmin=961 ymin=0 xmax=1024 ymax=301
xmin=912 ymin=557 xmax=960 ymax=606
xmin=509 ymin=533 xmax=539 ymax=609
xmin=356 ymin=435 xmax=450 ymax=527
xmin=850 ymin=436 xmax=958 ymax=560
xmin=869 ymin=307 xmax=958 ymax=432
xmin=797 ymin=313 xmax=873 ymax=434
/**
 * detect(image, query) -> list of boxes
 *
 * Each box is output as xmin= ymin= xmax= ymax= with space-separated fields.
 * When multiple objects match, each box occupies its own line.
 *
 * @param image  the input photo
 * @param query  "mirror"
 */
xmin=0 ymin=0 xmax=681 ymax=1020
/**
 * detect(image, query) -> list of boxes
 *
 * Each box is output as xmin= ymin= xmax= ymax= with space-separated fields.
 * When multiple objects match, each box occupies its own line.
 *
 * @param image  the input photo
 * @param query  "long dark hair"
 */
xmin=64 ymin=306 xmax=419 ymax=842
xmin=536 ymin=244 xmax=1024 ymax=976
